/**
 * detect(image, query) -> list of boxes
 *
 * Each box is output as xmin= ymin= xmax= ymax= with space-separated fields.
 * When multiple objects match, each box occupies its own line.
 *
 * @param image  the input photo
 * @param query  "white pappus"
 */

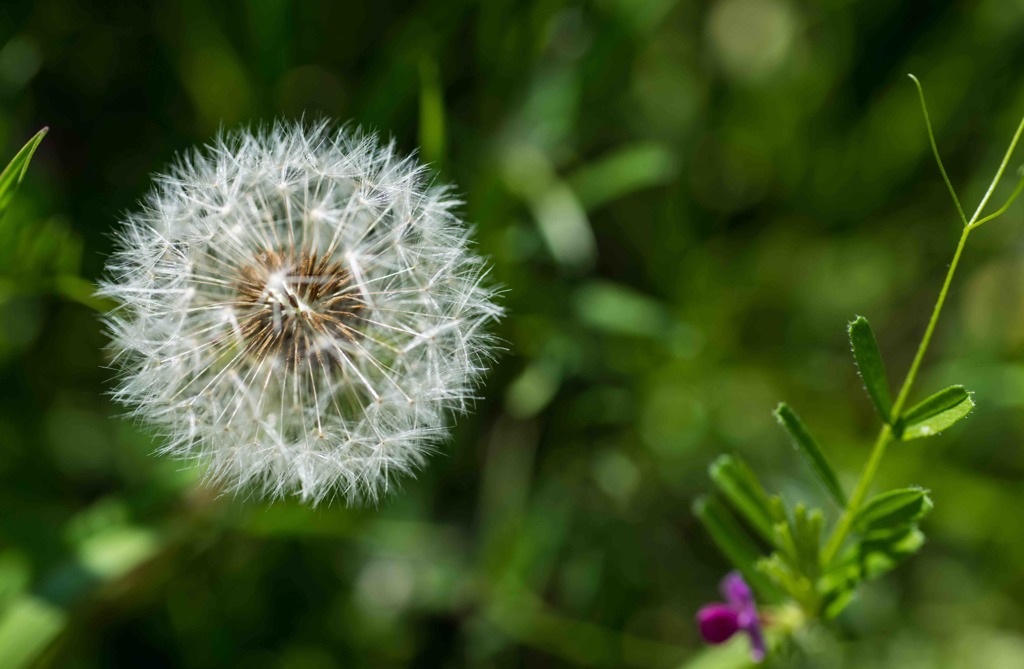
xmin=100 ymin=121 xmax=502 ymax=504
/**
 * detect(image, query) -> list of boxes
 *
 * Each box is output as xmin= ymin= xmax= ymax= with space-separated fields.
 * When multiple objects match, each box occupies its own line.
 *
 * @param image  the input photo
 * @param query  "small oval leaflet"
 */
xmin=897 ymin=386 xmax=974 ymax=440
xmin=848 ymin=316 xmax=893 ymax=422
xmin=774 ymin=404 xmax=847 ymax=506
xmin=854 ymin=486 xmax=933 ymax=534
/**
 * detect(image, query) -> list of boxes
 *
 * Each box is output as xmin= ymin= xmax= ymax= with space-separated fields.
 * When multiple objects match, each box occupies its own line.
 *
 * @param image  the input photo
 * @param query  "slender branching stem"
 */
xmin=909 ymin=75 xmax=967 ymax=226
xmin=968 ymin=115 xmax=1024 ymax=228
xmin=822 ymin=226 xmax=970 ymax=565
xmin=822 ymin=99 xmax=1024 ymax=568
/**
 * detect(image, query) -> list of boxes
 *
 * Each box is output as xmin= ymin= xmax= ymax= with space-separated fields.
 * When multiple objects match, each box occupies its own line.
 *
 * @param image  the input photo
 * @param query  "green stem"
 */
xmin=891 ymin=225 xmax=971 ymax=414
xmin=968 ymin=115 xmax=1024 ymax=227
xmin=822 ymin=225 xmax=971 ymax=565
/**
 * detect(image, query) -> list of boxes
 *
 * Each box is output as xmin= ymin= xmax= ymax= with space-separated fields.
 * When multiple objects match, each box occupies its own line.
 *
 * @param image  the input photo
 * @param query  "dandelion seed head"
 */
xmin=100 ymin=121 xmax=502 ymax=504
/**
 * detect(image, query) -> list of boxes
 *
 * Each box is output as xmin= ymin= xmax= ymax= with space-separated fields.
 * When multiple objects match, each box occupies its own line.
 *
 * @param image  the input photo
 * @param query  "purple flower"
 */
xmin=696 ymin=572 xmax=766 ymax=662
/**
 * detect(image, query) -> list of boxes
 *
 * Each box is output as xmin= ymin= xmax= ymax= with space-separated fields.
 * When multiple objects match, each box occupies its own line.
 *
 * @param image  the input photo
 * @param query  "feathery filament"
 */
xmin=100 ymin=122 xmax=501 ymax=504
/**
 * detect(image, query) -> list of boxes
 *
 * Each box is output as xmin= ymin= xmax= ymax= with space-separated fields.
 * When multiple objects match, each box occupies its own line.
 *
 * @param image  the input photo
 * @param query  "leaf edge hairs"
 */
xmin=694 ymin=76 xmax=1024 ymax=661
xmin=99 ymin=121 xmax=503 ymax=506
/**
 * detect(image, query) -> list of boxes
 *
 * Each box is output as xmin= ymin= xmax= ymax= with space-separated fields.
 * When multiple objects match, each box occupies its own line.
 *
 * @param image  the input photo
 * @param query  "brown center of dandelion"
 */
xmin=234 ymin=249 xmax=363 ymax=367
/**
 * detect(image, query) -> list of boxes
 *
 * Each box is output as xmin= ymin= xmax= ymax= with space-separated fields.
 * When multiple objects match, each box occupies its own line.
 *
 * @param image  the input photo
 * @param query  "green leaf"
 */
xmin=0 ymin=596 xmax=66 ymax=669
xmin=819 ymin=560 xmax=860 ymax=619
xmin=848 ymin=316 xmax=893 ymax=421
xmin=757 ymin=553 xmax=815 ymax=610
xmin=0 ymin=127 xmax=48 ymax=223
xmin=897 ymin=386 xmax=975 ymax=440
xmin=829 ymin=524 xmax=928 ymax=588
xmin=857 ymin=526 xmax=926 ymax=580
xmin=771 ymin=504 xmax=824 ymax=581
xmin=676 ymin=639 xmax=758 ymax=669
xmin=567 ymin=142 xmax=677 ymax=210
xmin=693 ymin=496 xmax=780 ymax=600
xmin=760 ymin=503 xmax=827 ymax=612
xmin=792 ymin=505 xmax=824 ymax=577
xmin=767 ymin=494 xmax=789 ymax=524
xmin=854 ymin=487 xmax=933 ymax=534
xmin=901 ymin=385 xmax=969 ymax=423
xmin=821 ymin=494 xmax=932 ymax=612
xmin=774 ymin=404 xmax=847 ymax=506
xmin=708 ymin=455 xmax=776 ymax=544
xmin=822 ymin=587 xmax=857 ymax=620
xmin=772 ymin=520 xmax=799 ymax=568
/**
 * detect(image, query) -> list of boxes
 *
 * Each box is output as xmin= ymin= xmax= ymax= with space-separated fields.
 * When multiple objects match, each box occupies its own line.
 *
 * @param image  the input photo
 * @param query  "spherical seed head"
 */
xmin=100 ymin=122 xmax=502 ymax=504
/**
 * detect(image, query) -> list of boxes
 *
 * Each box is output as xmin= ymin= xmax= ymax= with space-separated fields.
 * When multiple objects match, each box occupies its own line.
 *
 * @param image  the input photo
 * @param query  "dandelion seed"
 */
xmin=100 ymin=122 xmax=502 ymax=504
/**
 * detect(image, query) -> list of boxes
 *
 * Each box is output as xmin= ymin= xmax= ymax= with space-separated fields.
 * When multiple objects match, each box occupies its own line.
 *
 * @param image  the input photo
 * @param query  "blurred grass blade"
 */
xmin=567 ymin=142 xmax=677 ymax=210
xmin=854 ymin=487 xmax=933 ymax=534
xmin=708 ymin=455 xmax=777 ymax=544
xmin=502 ymin=145 xmax=597 ymax=271
xmin=418 ymin=57 xmax=446 ymax=169
xmin=573 ymin=281 xmax=671 ymax=339
xmin=774 ymin=404 xmax=847 ymax=506
xmin=848 ymin=316 xmax=892 ymax=422
xmin=673 ymin=639 xmax=758 ymax=669
xmin=0 ymin=127 xmax=48 ymax=222
xmin=693 ymin=496 xmax=779 ymax=600
xmin=908 ymin=74 xmax=967 ymax=226
xmin=0 ymin=595 xmax=66 ymax=669
xmin=897 ymin=386 xmax=974 ymax=440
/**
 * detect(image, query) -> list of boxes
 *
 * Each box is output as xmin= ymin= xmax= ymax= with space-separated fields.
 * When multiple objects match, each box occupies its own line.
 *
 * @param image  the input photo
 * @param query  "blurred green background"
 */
xmin=2 ymin=0 xmax=1024 ymax=667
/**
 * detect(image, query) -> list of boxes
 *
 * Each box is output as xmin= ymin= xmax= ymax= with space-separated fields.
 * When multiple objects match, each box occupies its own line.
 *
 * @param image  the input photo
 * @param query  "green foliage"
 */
xmin=418 ymin=57 xmax=446 ymax=169
xmin=0 ymin=127 xmax=46 ymax=223
xmin=696 ymin=72 xmax=1024 ymax=658
xmin=759 ymin=504 xmax=825 ymax=611
xmin=848 ymin=316 xmax=893 ymax=422
xmin=749 ymin=485 xmax=934 ymax=621
xmin=708 ymin=455 xmax=779 ymax=544
xmin=856 ymin=526 xmax=926 ymax=576
xmin=854 ymin=487 xmax=933 ymax=534
xmin=0 ymin=596 xmax=65 ymax=669
xmin=773 ymin=404 xmax=847 ymax=507
xmin=896 ymin=386 xmax=975 ymax=440
xmin=693 ymin=496 xmax=780 ymax=601
xmin=2 ymin=3 xmax=1024 ymax=667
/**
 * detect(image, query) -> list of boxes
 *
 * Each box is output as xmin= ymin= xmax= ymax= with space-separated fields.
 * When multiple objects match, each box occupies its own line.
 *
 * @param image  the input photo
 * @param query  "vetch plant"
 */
xmin=694 ymin=77 xmax=1024 ymax=660
xmin=100 ymin=122 xmax=501 ymax=505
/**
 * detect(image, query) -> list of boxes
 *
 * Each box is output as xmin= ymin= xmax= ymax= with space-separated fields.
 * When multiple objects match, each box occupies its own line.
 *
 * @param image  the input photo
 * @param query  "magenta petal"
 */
xmin=746 ymin=621 xmax=767 ymax=662
xmin=697 ymin=604 xmax=740 ymax=644
xmin=717 ymin=572 xmax=766 ymax=662
xmin=721 ymin=571 xmax=754 ymax=609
